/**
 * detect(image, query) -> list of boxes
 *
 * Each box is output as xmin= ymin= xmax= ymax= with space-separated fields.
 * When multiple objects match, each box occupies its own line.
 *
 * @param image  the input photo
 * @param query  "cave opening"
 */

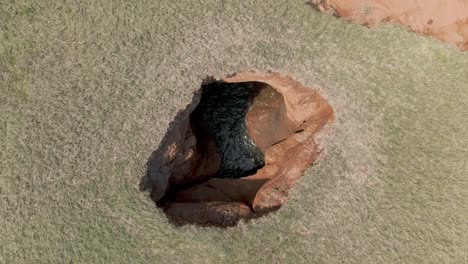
xmin=190 ymin=81 xmax=266 ymax=180
xmin=143 ymin=72 xmax=334 ymax=227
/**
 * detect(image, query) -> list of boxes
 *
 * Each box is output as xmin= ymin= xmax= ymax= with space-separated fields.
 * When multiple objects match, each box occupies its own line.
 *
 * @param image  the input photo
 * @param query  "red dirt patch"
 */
xmin=309 ymin=0 xmax=468 ymax=51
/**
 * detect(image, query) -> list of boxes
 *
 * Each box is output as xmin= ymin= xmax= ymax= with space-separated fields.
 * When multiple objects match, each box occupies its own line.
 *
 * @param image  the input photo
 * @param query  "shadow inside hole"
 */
xmin=141 ymin=79 xmax=277 ymax=226
xmin=190 ymin=81 xmax=265 ymax=179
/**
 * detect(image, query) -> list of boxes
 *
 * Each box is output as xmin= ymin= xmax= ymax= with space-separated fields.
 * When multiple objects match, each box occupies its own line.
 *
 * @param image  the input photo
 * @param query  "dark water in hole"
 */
xmin=191 ymin=82 xmax=265 ymax=178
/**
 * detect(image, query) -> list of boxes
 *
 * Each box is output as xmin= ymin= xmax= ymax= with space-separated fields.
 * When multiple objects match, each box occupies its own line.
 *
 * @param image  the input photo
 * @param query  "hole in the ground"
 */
xmin=142 ymin=72 xmax=335 ymax=227
xmin=190 ymin=81 xmax=266 ymax=179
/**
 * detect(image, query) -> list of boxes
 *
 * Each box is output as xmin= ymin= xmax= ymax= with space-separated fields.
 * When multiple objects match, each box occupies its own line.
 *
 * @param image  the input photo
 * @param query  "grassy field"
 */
xmin=1 ymin=0 xmax=468 ymax=263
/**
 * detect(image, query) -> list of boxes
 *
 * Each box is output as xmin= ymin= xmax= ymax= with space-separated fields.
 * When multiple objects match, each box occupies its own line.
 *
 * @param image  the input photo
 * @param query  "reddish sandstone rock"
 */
xmin=310 ymin=0 xmax=468 ymax=51
xmin=148 ymin=72 xmax=334 ymax=226
xmin=224 ymin=72 xmax=334 ymax=213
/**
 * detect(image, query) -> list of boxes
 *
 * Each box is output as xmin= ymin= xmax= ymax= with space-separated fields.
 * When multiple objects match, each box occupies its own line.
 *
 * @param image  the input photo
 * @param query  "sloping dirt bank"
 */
xmin=145 ymin=72 xmax=334 ymax=226
xmin=310 ymin=0 xmax=468 ymax=51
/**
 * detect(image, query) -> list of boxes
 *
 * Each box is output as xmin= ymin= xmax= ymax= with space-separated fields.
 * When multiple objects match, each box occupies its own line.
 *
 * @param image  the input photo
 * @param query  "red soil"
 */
xmin=310 ymin=0 xmax=468 ymax=51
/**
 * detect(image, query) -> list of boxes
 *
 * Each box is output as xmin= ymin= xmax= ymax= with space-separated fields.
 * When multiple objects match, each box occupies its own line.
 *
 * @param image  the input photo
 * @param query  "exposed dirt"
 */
xmin=309 ymin=0 xmax=468 ymax=51
xmin=145 ymin=72 xmax=334 ymax=227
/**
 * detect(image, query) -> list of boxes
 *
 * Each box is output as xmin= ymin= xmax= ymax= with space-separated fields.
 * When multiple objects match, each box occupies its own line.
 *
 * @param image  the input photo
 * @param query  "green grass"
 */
xmin=1 ymin=0 xmax=467 ymax=263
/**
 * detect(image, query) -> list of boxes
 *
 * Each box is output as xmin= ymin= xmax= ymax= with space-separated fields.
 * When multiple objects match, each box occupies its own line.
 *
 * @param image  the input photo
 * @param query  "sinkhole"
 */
xmin=143 ymin=72 xmax=335 ymax=227
xmin=190 ymin=81 xmax=266 ymax=179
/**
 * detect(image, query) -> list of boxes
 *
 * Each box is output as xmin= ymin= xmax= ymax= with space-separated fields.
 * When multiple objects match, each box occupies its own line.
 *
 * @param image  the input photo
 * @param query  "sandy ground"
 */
xmin=1 ymin=0 xmax=468 ymax=263
xmin=310 ymin=0 xmax=468 ymax=50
